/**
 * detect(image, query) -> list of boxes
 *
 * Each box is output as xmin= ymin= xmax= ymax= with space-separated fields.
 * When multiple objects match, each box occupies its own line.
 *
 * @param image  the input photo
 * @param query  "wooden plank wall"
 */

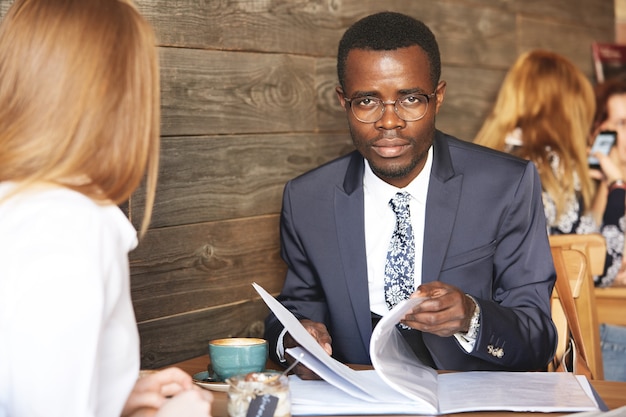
xmin=0 ymin=0 xmax=614 ymax=368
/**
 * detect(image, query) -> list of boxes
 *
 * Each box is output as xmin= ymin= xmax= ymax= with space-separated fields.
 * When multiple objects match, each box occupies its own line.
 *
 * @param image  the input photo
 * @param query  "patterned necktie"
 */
xmin=384 ymin=192 xmax=415 ymax=310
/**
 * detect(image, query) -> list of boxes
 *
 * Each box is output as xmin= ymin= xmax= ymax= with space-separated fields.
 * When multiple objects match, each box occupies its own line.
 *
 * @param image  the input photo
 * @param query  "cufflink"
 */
xmin=487 ymin=344 xmax=504 ymax=358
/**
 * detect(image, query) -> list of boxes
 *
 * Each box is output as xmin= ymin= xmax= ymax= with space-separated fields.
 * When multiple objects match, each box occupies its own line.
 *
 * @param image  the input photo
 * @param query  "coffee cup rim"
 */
xmin=209 ymin=337 xmax=267 ymax=347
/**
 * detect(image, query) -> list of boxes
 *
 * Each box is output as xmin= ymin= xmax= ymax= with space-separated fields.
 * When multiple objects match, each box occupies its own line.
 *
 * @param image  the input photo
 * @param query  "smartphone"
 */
xmin=588 ymin=131 xmax=616 ymax=169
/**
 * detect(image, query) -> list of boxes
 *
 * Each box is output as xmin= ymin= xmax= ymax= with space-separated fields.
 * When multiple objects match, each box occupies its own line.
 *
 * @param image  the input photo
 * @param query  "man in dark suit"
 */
xmin=265 ymin=11 xmax=556 ymax=378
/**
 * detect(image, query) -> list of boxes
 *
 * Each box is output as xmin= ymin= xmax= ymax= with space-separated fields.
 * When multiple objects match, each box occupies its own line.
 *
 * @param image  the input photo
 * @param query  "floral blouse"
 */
xmin=542 ymin=152 xmax=626 ymax=287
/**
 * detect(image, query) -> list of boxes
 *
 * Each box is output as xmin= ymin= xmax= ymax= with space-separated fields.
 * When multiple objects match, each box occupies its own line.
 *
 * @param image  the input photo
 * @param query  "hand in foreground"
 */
xmin=122 ymin=367 xmax=213 ymax=417
xmin=401 ymin=281 xmax=476 ymax=337
xmin=155 ymin=390 xmax=212 ymax=417
xmin=283 ymin=319 xmax=332 ymax=380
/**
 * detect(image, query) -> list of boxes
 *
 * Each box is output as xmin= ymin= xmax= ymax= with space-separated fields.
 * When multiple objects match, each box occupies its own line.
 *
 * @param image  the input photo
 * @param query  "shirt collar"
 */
xmin=363 ymin=146 xmax=433 ymax=204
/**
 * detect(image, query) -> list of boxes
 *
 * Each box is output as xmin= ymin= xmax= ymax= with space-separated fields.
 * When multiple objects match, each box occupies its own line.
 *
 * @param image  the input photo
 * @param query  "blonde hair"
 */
xmin=474 ymin=50 xmax=595 ymax=220
xmin=0 ymin=0 xmax=160 ymax=236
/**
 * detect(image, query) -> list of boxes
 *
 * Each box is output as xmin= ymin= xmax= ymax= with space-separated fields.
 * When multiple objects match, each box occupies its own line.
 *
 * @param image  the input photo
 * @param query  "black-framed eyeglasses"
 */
xmin=343 ymin=92 xmax=437 ymax=123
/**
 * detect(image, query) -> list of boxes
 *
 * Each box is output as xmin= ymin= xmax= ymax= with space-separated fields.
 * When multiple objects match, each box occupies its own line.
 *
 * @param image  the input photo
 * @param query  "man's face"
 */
xmin=336 ymin=45 xmax=445 ymax=188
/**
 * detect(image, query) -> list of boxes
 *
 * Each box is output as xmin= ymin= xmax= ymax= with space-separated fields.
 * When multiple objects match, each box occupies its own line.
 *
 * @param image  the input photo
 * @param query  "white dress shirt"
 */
xmin=364 ymin=147 xmax=432 ymax=317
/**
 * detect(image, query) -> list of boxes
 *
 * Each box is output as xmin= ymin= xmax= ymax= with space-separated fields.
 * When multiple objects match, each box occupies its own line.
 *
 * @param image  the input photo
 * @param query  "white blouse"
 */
xmin=0 ymin=183 xmax=139 ymax=417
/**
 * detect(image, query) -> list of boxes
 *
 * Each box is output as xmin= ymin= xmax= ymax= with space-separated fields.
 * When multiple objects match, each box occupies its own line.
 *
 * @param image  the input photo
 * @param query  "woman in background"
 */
xmin=592 ymin=77 xmax=626 ymax=287
xmin=593 ymin=78 xmax=626 ymax=178
xmin=0 ymin=0 xmax=212 ymax=415
xmin=474 ymin=50 xmax=626 ymax=381
xmin=474 ymin=49 xmax=625 ymax=288
xmin=589 ymin=78 xmax=626 ymax=381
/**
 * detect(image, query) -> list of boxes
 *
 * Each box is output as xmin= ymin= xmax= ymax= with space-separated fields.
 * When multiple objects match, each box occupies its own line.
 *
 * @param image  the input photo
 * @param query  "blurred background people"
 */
xmin=0 ymin=0 xmax=212 ymax=415
xmin=474 ymin=49 xmax=625 ymax=288
xmin=592 ymin=77 xmax=626 ymax=287
xmin=474 ymin=49 xmax=626 ymax=382
xmin=590 ymin=77 xmax=626 ymax=381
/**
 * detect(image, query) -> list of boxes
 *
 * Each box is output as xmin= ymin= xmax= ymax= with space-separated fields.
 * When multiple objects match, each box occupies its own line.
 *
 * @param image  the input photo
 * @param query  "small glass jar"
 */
xmin=227 ymin=371 xmax=291 ymax=417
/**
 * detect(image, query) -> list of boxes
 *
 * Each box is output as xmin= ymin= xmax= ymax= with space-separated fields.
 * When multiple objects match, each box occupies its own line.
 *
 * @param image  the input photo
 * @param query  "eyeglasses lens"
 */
xmin=349 ymin=94 xmax=431 ymax=123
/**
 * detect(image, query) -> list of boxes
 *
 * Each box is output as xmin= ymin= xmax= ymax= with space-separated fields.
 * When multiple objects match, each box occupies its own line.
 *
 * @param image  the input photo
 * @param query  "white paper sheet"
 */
xmin=253 ymin=283 xmax=405 ymax=403
xmin=369 ymin=297 xmax=439 ymax=405
xmin=253 ymin=282 xmax=599 ymax=415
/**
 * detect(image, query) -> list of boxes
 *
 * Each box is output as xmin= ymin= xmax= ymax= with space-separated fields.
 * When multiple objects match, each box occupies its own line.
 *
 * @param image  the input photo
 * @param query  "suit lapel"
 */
xmin=422 ymin=132 xmax=463 ymax=283
xmin=334 ymin=152 xmax=372 ymax=351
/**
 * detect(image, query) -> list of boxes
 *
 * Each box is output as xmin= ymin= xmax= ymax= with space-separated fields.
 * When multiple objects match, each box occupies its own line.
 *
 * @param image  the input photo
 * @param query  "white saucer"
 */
xmin=192 ymin=371 xmax=229 ymax=392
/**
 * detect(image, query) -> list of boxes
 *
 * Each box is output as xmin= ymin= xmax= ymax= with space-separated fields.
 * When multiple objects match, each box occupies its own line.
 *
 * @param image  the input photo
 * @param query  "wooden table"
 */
xmin=595 ymin=286 xmax=626 ymax=327
xmin=167 ymin=355 xmax=626 ymax=416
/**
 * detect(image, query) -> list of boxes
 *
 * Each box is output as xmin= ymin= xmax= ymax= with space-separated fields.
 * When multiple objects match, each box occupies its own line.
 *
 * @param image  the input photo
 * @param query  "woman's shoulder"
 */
xmin=0 ymin=183 xmax=136 ymax=249
xmin=1 ymin=183 xmax=107 ymax=220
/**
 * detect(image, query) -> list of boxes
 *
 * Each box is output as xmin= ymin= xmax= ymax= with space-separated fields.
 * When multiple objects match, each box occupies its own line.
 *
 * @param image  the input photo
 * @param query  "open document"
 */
xmin=253 ymin=283 xmax=599 ymax=415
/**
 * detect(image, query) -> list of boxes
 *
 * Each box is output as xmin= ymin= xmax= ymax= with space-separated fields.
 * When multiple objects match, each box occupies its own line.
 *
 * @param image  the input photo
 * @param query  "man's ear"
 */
xmin=434 ymin=80 xmax=446 ymax=114
xmin=336 ymin=86 xmax=348 ymax=110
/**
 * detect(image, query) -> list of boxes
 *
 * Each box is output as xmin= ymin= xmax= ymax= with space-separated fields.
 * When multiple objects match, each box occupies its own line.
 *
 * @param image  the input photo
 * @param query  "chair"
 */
xmin=549 ymin=235 xmax=605 ymax=379
xmin=548 ymin=233 xmax=606 ymax=276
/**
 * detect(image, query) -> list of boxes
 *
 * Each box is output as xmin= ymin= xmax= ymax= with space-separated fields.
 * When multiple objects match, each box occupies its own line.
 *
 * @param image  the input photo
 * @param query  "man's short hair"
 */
xmin=337 ymin=11 xmax=441 ymax=91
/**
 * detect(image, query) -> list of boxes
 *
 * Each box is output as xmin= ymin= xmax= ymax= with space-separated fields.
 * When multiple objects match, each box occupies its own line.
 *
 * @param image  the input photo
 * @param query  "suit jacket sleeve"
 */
xmin=424 ymin=159 xmax=557 ymax=371
xmin=264 ymin=152 xmax=372 ymax=366
xmin=264 ymin=180 xmax=330 ymax=364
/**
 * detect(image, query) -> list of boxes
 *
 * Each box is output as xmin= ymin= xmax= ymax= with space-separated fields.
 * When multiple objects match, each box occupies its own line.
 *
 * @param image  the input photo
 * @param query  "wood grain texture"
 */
xmin=130 ymin=133 xmax=354 ymax=229
xmin=316 ymin=57 xmax=346 ymax=132
xmin=132 ymin=215 xmax=287 ymax=368
xmin=159 ymin=48 xmax=317 ymax=136
xmin=517 ymin=17 xmax=615 ymax=78
xmin=130 ymin=214 xmax=286 ymax=322
xmin=135 ymin=0 xmax=345 ymax=56
xmin=415 ymin=2 xmax=518 ymax=69
xmin=137 ymin=1 xmax=524 ymax=68
xmin=325 ymin=1 xmax=518 ymax=68
xmin=138 ymin=299 xmax=271 ymax=369
xmin=438 ymin=66 xmax=507 ymax=142
xmin=508 ymin=0 xmax=614 ymax=29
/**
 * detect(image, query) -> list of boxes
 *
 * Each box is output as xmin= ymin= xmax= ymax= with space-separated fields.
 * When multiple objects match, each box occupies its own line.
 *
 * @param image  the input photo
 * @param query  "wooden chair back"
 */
xmin=548 ymin=233 xmax=606 ymax=276
xmin=549 ymin=235 xmax=604 ymax=379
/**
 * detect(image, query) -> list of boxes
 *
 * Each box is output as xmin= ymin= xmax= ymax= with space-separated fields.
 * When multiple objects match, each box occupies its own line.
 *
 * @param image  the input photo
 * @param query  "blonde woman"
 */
xmin=0 ymin=0 xmax=211 ymax=415
xmin=475 ymin=50 xmax=625 ymax=288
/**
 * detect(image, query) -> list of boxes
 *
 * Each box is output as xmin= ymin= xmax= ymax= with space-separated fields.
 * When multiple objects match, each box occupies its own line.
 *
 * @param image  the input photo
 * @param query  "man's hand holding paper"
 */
xmin=284 ymin=319 xmax=332 ymax=380
xmin=401 ymin=281 xmax=477 ymax=337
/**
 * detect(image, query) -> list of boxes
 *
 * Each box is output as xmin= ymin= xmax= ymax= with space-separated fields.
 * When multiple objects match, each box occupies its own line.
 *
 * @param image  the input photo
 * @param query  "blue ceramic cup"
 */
xmin=208 ymin=337 xmax=268 ymax=381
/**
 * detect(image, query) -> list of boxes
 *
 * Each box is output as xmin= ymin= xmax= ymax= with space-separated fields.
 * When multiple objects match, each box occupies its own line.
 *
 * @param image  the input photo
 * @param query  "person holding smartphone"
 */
xmin=589 ymin=78 xmax=626 ymax=382
xmin=592 ymin=78 xmax=626 ymax=288
xmin=588 ymin=130 xmax=617 ymax=171
xmin=474 ymin=50 xmax=625 ymax=289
